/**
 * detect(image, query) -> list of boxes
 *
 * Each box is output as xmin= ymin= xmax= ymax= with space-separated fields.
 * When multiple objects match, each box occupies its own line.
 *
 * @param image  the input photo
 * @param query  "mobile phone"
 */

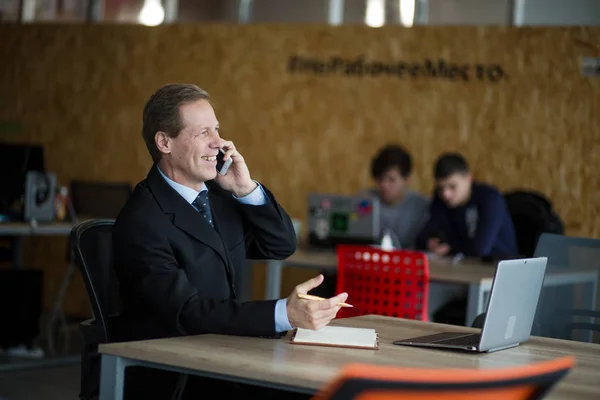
xmin=216 ymin=148 xmax=232 ymax=175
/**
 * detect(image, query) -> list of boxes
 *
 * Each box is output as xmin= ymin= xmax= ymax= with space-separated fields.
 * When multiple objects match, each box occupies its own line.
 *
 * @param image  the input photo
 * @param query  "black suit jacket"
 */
xmin=112 ymin=165 xmax=296 ymax=342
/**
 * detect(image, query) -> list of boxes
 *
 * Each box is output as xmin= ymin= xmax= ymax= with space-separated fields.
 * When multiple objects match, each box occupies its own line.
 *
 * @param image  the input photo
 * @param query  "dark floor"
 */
xmin=0 ymin=364 xmax=80 ymax=400
xmin=0 ymin=317 xmax=82 ymax=400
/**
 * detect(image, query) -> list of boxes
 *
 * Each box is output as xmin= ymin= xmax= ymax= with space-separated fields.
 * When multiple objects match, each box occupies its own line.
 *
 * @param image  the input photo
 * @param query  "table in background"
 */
xmin=98 ymin=315 xmax=600 ymax=400
xmin=254 ymin=248 xmax=598 ymax=326
xmin=0 ymin=221 xmax=75 ymax=362
xmin=0 ymin=222 xmax=73 ymax=268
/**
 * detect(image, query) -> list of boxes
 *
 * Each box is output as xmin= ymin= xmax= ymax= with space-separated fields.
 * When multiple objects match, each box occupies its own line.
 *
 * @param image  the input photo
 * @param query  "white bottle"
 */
xmin=380 ymin=229 xmax=397 ymax=251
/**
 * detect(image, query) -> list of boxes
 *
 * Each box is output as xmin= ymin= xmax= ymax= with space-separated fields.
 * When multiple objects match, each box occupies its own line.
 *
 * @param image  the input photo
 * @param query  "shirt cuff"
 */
xmin=232 ymin=181 xmax=267 ymax=205
xmin=274 ymin=298 xmax=293 ymax=333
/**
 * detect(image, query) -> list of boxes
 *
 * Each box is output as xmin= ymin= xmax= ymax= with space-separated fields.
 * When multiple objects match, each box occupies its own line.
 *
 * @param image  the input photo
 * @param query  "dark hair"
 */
xmin=142 ymin=83 xmax=210 ymax=163
xmin=434 ymin=152 xmax=470 ymax=179
xmin=371 ymin=144 xmax=412 ymax=179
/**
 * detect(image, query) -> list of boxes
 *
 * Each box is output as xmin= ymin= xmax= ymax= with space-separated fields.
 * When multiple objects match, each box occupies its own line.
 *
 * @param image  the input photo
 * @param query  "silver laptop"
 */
xmin=393 ymin=257 xmax=548 ymax=353
xmin=307 ymin=193 xmax=380 ymax=249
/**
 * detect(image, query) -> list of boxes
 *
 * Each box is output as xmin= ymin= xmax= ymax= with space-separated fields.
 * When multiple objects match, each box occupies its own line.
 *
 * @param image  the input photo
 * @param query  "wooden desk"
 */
xmin=98 ymin=315 xmax=600 ymax=400
xmin=0 ymin=221 xmax=74 ymax=237
xmin=257 ymin=249 xmax=598 ymax=327
xmin=0 ymin=221 xmax=74 ymax=268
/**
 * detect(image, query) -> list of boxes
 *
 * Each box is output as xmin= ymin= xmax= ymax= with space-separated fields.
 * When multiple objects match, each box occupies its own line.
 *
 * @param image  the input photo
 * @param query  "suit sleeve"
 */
xmin=235 ymin=183 xmax=297 ymax=260
xmin=113 ymin=213 xmax=280 ymax=337
xmin=468 ymin=192 xmax=504 ymax=257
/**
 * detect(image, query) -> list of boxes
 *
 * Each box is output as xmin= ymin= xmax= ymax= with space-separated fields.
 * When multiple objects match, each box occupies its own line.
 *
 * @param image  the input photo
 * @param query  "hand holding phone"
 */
xmin=213 ymin=141 xmax=256 ymax=197
xmin=216 ymin=148 xmax=232 ymax=175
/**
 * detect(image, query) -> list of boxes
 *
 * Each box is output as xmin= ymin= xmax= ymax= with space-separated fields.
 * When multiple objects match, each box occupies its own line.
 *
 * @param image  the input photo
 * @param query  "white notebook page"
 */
xmin=293 ymin=326 xmax=377 ymax=348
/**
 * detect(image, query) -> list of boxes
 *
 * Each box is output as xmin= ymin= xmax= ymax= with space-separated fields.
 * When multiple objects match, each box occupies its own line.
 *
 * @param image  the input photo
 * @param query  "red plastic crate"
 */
xmin=335 ymin=245 xmax=429 ymax=321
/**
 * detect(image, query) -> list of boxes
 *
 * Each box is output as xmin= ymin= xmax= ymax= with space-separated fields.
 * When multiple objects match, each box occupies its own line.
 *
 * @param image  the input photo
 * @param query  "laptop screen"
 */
xmin=307 ymin=193 xmax=380 ymax=249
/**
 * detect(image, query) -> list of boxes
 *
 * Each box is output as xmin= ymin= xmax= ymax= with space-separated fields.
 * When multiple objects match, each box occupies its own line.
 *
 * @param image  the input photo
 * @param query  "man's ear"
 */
xmin=155 ymin=131 xmax=171 ymax=156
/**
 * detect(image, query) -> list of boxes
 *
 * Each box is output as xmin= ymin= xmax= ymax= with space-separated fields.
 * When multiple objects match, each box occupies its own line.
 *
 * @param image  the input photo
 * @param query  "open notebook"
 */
xmin=290 ymin=326 xmax=379 ymax=350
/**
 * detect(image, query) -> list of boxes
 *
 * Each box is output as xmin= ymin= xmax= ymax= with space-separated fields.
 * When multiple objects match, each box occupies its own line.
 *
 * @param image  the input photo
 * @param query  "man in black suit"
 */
xmin=113 ymin=83 xmax=348 ymax=399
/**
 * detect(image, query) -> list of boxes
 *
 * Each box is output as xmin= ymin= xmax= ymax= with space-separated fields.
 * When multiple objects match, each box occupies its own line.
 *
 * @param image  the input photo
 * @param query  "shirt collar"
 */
xmin=157 ymin=166 xmax=208 ymax=205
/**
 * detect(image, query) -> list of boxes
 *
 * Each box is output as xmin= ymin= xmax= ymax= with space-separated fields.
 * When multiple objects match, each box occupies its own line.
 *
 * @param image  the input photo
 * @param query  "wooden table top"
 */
xmin=99 ymin=315 xmax=600 ymax=399
xmin=0 ymin=221 xmax=74 ymax=235
xmin=279 ymin=248 xmax=498 ymax=285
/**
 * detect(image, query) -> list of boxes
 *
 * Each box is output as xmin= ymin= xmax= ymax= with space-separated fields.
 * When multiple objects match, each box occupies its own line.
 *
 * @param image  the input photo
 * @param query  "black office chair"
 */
xmin=532 ymin=233 xmax=600 ymax=342
xmin=472 ymin=235 xmax=600 ymax=342
xmin=471 ymin=310 xmax=600 ymax=344
xmin=552 ymin=309 xmax=600 ymax=343
xmin=503 ymin=190 xmax=564 ymax=258
xmin=49 ymin=180 xmax=132 ymax=355
xmin=70 ymin=219 xmax=120 ymax=400
xmin=71 ymin=219 xmax=188 ymax=400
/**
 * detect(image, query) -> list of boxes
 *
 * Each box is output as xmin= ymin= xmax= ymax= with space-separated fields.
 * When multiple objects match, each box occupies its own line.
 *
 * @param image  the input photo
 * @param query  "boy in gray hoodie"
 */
xmin=361 ymin=144 xmax=429 ymax=249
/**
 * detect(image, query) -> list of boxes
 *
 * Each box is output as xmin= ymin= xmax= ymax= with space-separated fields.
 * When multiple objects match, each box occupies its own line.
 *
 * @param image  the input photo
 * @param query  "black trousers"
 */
xmin=124 ymin=366 xmax=312 ymax=400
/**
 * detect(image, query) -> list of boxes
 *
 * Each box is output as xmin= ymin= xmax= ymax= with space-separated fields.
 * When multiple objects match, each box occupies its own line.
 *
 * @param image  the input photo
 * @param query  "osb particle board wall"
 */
xmin=0 ymin=24 xmax=598 ymax=314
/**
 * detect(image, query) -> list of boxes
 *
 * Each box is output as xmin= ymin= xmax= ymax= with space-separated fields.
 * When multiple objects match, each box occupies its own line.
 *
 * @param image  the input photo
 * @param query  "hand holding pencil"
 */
xmin=286 ymin=274 xmax=350 ymax=331
xmin=297 ymin=293 xmax=353 ymax=307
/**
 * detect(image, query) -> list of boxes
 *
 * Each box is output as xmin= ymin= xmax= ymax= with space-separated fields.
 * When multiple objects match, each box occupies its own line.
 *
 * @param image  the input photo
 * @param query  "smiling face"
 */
xmin=156 ymin=99 xmax=221 ymax=190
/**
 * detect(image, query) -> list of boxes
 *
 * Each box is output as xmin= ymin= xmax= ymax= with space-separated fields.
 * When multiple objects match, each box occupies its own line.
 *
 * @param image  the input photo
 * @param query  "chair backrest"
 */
xmin=503 ymin=190 xmax=564 ymax=257
xmin=552 ymin=309 xmax=600 ymax=344
xmin=533 ymin=233 xmax=600 ymax=269
xmin=70 ymin=219 xmax=120 ymax=343
xmin=532 ymin=233 xmax=600 ymax=342
xmin=312 ymin=357 xmax=575 ymax=400
xmin=335 ymin=245 xmax=429 ymax=321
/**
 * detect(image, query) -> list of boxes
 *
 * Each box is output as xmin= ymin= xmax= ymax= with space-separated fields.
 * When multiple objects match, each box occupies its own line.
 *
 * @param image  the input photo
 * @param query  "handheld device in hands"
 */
xmin=429 ymin=230 xmax=447 ymax=243
xmin=216 ymin=148 xmax=232 ymax=175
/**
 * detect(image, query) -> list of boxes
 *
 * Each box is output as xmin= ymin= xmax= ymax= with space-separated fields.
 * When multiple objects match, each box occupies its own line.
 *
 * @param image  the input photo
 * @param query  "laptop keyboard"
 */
xmin=398 ymin=332 xmax=481 ymax=347
xmin=438 ymin=333 xmax=481 ymax=347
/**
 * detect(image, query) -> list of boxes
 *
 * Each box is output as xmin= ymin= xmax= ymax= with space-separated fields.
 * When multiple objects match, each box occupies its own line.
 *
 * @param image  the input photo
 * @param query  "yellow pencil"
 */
xmin=297 ymin=293 xmax=353 ymax=307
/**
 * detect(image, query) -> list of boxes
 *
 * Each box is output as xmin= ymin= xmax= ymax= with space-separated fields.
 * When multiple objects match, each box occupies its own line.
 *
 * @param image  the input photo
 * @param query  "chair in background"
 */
xmin=312 ymin=357 xmax=575 ymax=400
xmin=503 ymin=190 xmax=564 ymax=257
xmin=550 ymin=309 xmax=600 ymax=344
xmin=472 ymin=233 xmax=600 ymax=342
xmin=335 ymin=245 xmax=429 ymax=321
xmin=47 ymin=180 xmax=132 ymax=354
xmin=70 ymin=219 xmax=120 ymax=400
xmin=532 ymin=233 xmax=600 ymax=343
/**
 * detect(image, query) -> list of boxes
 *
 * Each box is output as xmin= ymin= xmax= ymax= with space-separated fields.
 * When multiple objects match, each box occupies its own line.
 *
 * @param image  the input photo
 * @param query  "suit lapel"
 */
xmin=147 ymin=165 xmax=229 ymax=269
xmin=173 ymin=206 xmax=228 ymax=263
xmin=208 ymin=191 xmax=236 ymax=284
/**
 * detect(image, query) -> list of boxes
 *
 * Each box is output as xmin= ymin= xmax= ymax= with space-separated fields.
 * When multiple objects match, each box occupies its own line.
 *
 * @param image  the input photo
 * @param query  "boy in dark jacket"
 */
xmin=418 ymin=153 xmax=518 ymax=259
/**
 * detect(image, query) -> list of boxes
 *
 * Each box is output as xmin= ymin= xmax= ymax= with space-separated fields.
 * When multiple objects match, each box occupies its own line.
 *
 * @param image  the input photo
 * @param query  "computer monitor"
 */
xmin=307 ymin=193 xmax=380 ymax=249
xmin=0 ymin=143 xmax=45 ymax=219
